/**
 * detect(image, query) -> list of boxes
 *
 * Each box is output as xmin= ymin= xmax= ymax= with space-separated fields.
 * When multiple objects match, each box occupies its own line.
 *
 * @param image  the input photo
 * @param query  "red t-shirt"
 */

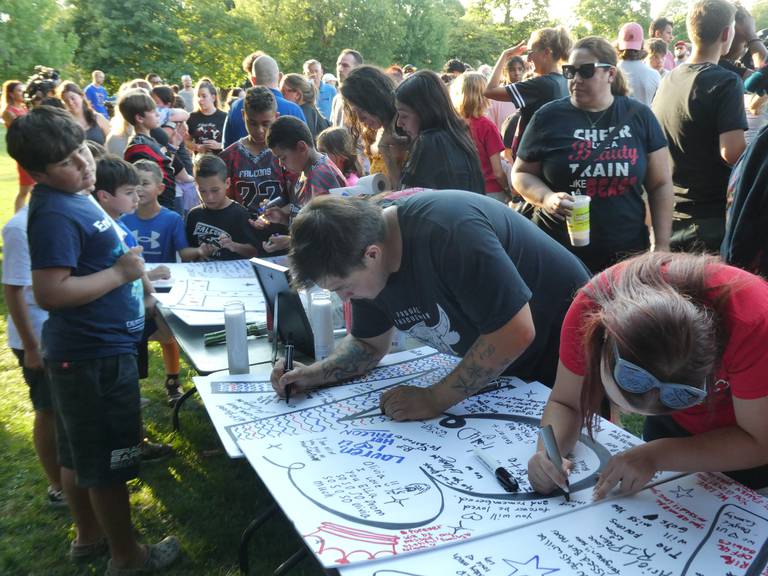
xmin=560 ymin=263 xmax=768 ymax=434
xmin=468 ymin=116 xmax=506 ymax=193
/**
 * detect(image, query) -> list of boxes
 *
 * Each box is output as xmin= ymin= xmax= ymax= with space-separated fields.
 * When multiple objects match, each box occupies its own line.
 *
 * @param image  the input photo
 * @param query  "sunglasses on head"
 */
xmin=562 ymin=63 xmax=613 ymax=79
xmin=611 ymin=341 xmax=708 ymax=410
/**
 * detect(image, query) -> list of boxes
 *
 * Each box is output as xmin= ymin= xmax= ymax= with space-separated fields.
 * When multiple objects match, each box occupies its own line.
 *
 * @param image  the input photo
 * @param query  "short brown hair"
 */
xmin=289 ymin=196 xmax=386 ymax=288
xmin=118 ymin=88 xmax=156 ymax=127
xmin=687 ymin=0 xmax=736 ymax=46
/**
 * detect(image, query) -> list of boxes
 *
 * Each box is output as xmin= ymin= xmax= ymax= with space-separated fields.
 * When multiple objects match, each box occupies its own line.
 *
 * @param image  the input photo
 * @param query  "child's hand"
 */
xmin=197 ymin=244 xmax=216 ymax=260
xmin=204 ymin=139 xmax=222 ymax=151
xmin=115 ymin=246 xmax=145 ymax=282
xmin=147 ymin=265 xmax=171 ymax=281
xmin=263 ymin=234 xmax=290 ymax=253
xmin=218 ymin=234 xmax=236 ymax=251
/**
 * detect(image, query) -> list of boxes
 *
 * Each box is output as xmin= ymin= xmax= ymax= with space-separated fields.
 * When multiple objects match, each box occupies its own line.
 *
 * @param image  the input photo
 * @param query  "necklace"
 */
xmin=583 ymin=104 xmax=613 ymax=129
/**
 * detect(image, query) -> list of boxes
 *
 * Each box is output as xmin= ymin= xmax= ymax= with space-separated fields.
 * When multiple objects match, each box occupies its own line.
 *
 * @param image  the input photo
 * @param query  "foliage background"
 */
xmin=5 ymin=0 xmax=765 ymax=91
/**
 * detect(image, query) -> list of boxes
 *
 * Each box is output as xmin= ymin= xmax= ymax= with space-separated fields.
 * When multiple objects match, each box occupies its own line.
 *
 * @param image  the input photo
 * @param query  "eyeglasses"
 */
xmin=562 ymin=63 xmax=613 ymax=79
xmin=611 ymin=342 xmax=708 ymax=410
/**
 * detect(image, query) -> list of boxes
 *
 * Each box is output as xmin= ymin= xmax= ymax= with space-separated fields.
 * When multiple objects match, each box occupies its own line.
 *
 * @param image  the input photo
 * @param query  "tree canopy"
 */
xmin=3 ymin=0 xmax=765 ymax=91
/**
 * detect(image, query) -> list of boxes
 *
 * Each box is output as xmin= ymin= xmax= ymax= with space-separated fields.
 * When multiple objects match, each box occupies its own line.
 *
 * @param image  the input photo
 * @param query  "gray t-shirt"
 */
xmin=352 ymin=190 xmax=590 ymax=384
xmin=618 ymin=60 xmax=660 ymax=107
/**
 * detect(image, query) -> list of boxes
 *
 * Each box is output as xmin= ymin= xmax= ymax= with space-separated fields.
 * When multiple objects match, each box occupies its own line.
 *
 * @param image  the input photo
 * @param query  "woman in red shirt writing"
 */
xmin=529 ymin=252 xmax=768 ymax=496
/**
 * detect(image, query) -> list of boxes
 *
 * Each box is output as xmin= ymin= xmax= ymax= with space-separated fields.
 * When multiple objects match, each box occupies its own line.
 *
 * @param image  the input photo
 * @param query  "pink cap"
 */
xmin=618 ymin=22 xmax=644 ymax=51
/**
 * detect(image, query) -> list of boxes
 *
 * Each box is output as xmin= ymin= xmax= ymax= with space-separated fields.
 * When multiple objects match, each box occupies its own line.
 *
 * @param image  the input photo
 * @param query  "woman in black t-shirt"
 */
xmin=395 ymin=70 xmax=484 ymax=194
xmin=512 ymin=36 xmax=674 ymax=273
xmin=186 ymin=78 xmax=227 ymax=158
xmin=485 ymin=26 xmax=572 ymax=159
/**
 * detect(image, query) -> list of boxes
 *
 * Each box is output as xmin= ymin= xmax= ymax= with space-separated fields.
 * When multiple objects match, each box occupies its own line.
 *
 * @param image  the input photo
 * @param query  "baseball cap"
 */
xmin=618 ymin=23 xmax=644 ymax=51
xmin=674 ymin=40 xmax=687 ymax=48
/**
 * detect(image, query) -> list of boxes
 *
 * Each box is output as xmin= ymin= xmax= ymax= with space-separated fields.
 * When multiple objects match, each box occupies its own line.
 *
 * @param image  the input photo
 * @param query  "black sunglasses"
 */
xmin=562 ymin=63 xmax=613 ymax=79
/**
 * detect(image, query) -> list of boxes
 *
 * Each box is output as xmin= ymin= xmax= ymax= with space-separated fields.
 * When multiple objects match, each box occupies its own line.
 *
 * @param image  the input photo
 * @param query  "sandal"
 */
xmin=104 ymin=535 xmax=180 ymax=575
xmin=69 ymin=537 xmax=109 ymax=562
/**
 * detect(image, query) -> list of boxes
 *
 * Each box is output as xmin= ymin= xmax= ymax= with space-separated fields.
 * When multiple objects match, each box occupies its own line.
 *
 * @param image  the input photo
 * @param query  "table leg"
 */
xmin=239 ymin=503 xmax=278 ymax=574
xmin=171 ymin=386 xmax=198 ymax=432
xmin=273 ymin=548 xmax=307 ymax=575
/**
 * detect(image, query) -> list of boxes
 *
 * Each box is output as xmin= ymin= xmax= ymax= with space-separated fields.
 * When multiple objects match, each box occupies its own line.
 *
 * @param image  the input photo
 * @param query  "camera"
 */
xmin=24 ymin=65 xmax=61 ymax=105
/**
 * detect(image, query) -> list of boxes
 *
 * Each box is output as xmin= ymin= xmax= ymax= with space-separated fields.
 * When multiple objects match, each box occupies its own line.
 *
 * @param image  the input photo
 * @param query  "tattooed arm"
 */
xmin=379 ymin=304 xmax=535 ymax=421
xmin=271 ymin=329 xmax=394 ymax=397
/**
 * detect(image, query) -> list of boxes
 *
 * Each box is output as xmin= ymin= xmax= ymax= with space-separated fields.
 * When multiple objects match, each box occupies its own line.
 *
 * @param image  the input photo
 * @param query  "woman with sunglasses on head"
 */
xmin=395 ymin=70 xmax=484 ymax=193
xmin=512 ymin=36 xmax=674 ymax=273
xmin=529 ymin=252 xmax=768 ymax=499
xmin=485 ymin=27 xmax=572 ymax=159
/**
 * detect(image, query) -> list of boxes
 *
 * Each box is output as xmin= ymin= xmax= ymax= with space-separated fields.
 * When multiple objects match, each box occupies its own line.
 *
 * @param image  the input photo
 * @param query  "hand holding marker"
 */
xmin=283 ymin=342 xmax=294 ymax=404
xmin=539 ymin=424 xmax=571 ymax=501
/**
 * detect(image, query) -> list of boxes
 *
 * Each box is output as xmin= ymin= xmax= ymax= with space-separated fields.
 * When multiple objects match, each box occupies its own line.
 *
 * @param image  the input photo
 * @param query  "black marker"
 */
xmin=539 ymin=424 xmax=571 ymax=502
xmin=474 ymin=449 xmax=519 ymax=493
xmin=283 ymin=343 xmax=294 ymax=404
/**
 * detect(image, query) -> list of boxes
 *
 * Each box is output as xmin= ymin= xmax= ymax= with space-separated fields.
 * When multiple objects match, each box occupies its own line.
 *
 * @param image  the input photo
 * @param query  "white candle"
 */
xmin=310 ymin=291 xmax=334 ymax=360
xmin=224 ymin=301 xmax=249 ymax=374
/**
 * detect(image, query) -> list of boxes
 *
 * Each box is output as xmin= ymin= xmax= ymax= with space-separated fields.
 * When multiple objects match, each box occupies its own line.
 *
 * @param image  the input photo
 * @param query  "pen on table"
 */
xmin=473 ymin=448 xmax=519 ymax=493
xmin=283 ymin=343 xmax=294 ymax=404
xmin=539 ymin=424 xmax=571 ymax=501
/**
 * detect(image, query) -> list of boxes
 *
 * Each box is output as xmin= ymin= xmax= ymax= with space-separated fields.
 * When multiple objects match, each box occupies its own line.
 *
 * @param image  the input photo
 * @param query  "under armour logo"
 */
xmin=135 ymin=230 xmax=161 ymax=250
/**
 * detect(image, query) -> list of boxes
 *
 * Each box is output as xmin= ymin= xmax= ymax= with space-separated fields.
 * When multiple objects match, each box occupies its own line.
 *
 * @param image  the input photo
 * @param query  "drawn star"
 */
xmin=503 ymin=555 xmax=560 ymax=576
xmin=524 ymin=390 xmax=537 ymax=399
xmin=446 ymin=520 xmax=469 ymax=537
xmin=267 ymin=443 xmax=282 ymax=450
xmin=671 ymin=486 xmax=694 ymax=499
xmin=383 ymin=495 xmax=408 ymax=507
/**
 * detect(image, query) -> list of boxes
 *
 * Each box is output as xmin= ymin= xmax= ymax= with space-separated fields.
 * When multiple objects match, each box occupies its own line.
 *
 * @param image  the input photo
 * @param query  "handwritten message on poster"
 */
xmin=339 ymin=472 xmax=768 ymax=576
xmin=195 ymin=347 xmax=459 ymax=457
xmin=238 ymin=381 xmax=665 ymax=568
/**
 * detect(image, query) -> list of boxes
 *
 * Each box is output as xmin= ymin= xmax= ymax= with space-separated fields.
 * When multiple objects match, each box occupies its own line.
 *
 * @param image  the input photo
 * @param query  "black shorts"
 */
xmin=12 ymin=348 xmax=53 ymax=411
xmin=47 ymin=354 xmax=142 ymax=488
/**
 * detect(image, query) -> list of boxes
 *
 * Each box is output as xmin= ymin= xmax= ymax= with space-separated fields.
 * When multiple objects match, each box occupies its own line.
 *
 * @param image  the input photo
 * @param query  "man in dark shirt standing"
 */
xmin=270 ymin=191 xmax=590 ymax=421
xmin=652 ymin=0 xmax=747 ymax=252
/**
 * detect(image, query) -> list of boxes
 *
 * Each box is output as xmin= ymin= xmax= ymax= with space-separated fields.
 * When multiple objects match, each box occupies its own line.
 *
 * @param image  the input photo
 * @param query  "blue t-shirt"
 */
xmin=84 ymin=83 xmax=110 ymax=118
xmin=28 ymin=186 xmax=144 ymax=360
xmin=317 ymin=82 xmax=336 ymax=121
xmin=222 ymin=88 xmax=307 ymax=149
xmin=121 ymin=207 xmax=188 ymax=263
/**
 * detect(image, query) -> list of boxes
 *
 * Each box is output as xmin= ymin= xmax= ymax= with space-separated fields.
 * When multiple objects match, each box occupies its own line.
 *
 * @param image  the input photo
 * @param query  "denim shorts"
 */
xmin=47 ymin=354 xmax=142 ymax=488
xmin=12 ymin=348 xmax=53 ymax=411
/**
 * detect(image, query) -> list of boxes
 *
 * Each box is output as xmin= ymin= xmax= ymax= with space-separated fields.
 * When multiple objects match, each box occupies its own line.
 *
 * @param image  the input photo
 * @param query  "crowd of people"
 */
xmin=3 ymin=0 xmax=768 ymax=572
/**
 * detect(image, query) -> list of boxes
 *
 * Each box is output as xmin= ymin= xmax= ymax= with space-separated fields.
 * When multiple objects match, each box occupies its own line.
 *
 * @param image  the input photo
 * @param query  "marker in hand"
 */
xmin=283 ymin=343 xmax=294 ymax=404
xmin=473 ymin=448 xmax=519 ymax=493
xmin=539 ymin=424 xmax=571 ymax=501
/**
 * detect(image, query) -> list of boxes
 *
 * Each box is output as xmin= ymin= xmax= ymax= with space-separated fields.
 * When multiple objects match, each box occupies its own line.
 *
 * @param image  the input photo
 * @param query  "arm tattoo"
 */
xmin=321 ymin=337 xmax=381 ymax=383
xmin=449 ymin=341 xmax=505 ymax=397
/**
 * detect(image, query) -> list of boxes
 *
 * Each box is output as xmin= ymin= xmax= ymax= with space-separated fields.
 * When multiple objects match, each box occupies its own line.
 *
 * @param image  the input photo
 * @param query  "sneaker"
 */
xmin=69 ymin=537 xmax=109 ymax=562
xmin=140 ymin=439 xmax=173 ymax=464
xmin=47 ymin=485 xmax=67 ymax=508
xmin=164 ymin=377 xmax=182 ymax=407
xmin=104 ymin=535 xmax=180 ymax=575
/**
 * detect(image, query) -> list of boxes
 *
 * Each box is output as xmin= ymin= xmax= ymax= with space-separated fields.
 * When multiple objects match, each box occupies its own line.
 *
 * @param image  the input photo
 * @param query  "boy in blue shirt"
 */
xmin=7 ymin=106 xmax=180 ymax=573
xmin=122 ymin=159 xmax=204 ymax=403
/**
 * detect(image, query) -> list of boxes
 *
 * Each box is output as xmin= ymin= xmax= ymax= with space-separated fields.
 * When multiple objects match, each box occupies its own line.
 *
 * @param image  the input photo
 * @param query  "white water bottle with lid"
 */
xmin=224 ymin=301 xmax=249 ymax=374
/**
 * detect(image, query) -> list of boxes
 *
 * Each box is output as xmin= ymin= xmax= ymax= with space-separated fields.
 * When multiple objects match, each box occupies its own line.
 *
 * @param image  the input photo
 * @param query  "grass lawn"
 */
xmin=0 ymin=127 xmax=324 ymax=575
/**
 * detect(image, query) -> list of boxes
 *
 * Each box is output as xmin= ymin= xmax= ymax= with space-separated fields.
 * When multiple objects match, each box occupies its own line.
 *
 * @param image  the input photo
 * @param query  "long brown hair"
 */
xmin=578 ymin=253 xmax=734 ymax=436
xmin=57 ymin=81 xmax=98 ymax=127
xmin=572 ymin=37 xmax=630 ymax=97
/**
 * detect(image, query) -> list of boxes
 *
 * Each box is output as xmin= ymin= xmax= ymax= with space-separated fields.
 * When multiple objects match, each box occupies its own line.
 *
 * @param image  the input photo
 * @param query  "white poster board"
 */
xmin=148 ymin=259 xmax=256 ymax=289
xmin=340 ymin=471 xmax=768 ymax=576
xmin=238 ymin=380 xmax=670 ymax=568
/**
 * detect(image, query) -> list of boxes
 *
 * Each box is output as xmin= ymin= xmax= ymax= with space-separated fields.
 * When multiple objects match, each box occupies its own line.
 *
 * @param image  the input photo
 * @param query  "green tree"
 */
xmin=177 ymin=0 xmax=268 ymax=89
xmin=0 ymin=0 xmax=77 ymax=83
xmin=67 ymin=0 xmax=185 ymax=91
xmin=390 ymin=0 xmax=462 ymax=69
xmin=573 ymin=0 xmax=651 ymax=39
xmin=752 ymin=0 xmax=768 ymax=31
